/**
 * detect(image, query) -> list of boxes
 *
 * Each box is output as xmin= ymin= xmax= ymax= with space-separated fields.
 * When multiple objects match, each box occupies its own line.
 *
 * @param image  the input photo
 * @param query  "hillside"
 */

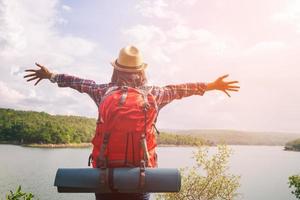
xmin=1 ymin=107 xmax=299 ymax=146
xmin=163 ymin=129 xmax=300 ymax=146
xmin=0 ymin=108 xmax=96 ymax=144
xmin=0 ymin=108 xmax=205 ymax=146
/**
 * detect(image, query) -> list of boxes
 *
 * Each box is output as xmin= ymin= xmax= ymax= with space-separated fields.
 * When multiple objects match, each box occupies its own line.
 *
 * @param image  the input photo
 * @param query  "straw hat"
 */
xmin=111 ymin=45 xmax=147 ymax=73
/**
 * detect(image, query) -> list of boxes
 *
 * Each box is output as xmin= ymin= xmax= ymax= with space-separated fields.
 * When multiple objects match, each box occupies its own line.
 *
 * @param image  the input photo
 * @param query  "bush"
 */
xmin=157 ymin=145 xmax=240 ymax=200
xmin=5 ymin=186 xmax=37 ymax=200
xmin=289 ymin=175 xmax=300 ymax=199
xmin=285 ymin=139 xmax=300 ymax=151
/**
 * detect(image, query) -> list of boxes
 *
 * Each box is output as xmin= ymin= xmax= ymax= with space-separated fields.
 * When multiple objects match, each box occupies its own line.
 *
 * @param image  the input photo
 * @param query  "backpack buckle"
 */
xmin=143 ymin=102 xmax=150 ymax=110
xmin=119 ymin=87 xmax=128 ymax=106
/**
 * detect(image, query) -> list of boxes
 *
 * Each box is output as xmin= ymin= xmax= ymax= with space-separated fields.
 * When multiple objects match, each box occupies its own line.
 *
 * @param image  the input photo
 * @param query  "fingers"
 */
xmin=228 ymin=85 xmax=240 ymax=89
xmin=35 ymin=62 xmax=44 ymax=68
xmin=34 ymin=78 xmax=42 ymax=86
xmin=25 ymin=69 xmax=37 ymax=72
xmin=27 ymin=76 xmax=39 ymax=82
xmin=24 ymin=73 xmax=36 ymax=78
xmin=227 ymin=81 xmax=239 ymax=84
xmin=220 ymin=74 xmax=229 ymax=80
xmin=227 ymin=88 xmax=239 ymax=92
xmin=223 ymin=90 xmax=231 ymax=97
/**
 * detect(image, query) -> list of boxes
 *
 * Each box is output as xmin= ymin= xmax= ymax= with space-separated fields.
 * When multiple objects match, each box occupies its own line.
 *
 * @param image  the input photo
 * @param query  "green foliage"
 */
xmin=0 ymin=108 xmax=221 ymax=147
xmin=0 ymin=108 xmax=210 ymax=146
xmin=285 ymin=139 xmax=300 ymax=151
xmin=158 ymin=132 xmax=208 ymax=146
xmin=0 ymin=108 xmax=96 ymax=144
xmin=289 ymin=175 xmax=300 ymax=199
xmin=157 ymin=145 xmax=240 ymax=200
xmin=5 ymin=186 xmax=37 ymax=200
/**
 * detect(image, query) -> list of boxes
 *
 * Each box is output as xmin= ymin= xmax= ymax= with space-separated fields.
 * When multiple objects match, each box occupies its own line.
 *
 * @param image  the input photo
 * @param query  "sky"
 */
xmin=0 ymin=0 xmax=300 ymax=132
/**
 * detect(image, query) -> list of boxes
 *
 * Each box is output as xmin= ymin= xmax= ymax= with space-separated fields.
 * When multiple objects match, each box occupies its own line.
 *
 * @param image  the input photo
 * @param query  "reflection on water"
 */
xmin=0 ymin=145 xmax=299 ymax=200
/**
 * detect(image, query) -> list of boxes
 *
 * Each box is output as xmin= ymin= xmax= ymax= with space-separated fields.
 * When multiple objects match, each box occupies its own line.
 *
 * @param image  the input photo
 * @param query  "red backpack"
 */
xmin=90 ymin=86 xmax=158 ymax=169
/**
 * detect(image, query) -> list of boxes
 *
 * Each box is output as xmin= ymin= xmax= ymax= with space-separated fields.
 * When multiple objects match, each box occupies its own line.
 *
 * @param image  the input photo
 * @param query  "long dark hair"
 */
xmin=110 ymin=69 xmax=147 ymax=88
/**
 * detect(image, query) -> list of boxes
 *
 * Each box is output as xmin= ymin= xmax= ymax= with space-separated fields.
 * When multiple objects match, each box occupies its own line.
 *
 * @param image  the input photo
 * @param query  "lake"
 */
xmin=0 ymin=145 xmax=299 ymax=200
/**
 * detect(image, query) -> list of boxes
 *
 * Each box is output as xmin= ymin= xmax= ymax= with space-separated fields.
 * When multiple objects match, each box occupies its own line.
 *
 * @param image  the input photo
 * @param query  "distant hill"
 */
xmin=162 ymin=129 xmax=300 ymax=146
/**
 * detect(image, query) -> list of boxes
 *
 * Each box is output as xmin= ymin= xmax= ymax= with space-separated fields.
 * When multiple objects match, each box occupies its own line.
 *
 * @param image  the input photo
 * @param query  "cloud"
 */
xmin=62 ymin=4 xmax=72 ymax=12
xmin=121 ymin=0 xmax=300 ymax=132
xmin=0 ymin=81 xmax=24 ymax=105
xmin=135 ymin=0 xmax=184 ymax=24
xmin=272 ymin=0 xmax=300 ymax=32
xmin=122 ymin=24 xmax=171 ymax=77
xmin=244 ymin=41 xmax=286 ymax=56
xmin=123 ymin=21 xmax=232 ymax=86
xmin=0 ymin=0 xmax=107 ymax=118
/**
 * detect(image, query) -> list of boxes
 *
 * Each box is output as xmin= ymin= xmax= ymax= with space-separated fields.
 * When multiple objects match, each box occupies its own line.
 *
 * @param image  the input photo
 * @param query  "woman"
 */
xmin=24 ymin=45 xmax=239 ymax=200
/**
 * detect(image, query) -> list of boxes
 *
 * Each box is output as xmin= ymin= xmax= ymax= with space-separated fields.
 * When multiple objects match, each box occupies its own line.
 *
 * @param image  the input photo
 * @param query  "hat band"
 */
xmin=115 ymin=61 xmax=144 ymax=70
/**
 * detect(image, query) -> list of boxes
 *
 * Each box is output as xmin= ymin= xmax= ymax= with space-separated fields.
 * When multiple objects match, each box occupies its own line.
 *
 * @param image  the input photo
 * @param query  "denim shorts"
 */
xmin=95 ymin=193 xmax=150 ymax=200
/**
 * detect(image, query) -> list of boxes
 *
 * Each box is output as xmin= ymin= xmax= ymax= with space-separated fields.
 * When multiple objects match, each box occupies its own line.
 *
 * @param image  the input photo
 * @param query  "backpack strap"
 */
xmin=139 ymin=89 xmax=150 ymax=161
xmin=138 ymin=86 xmax=160 ymax=136
xmin=138 ymin=89 xmax=151 ymax=189
xmin=139 ymin=160 xmax=146 ymax=189
xmin=153 ymin=124 xmax=160 ymax=135
xmin=88 ymin=153 xmax=93 ymax=166
xmin=97 ymin=133 xmax=111 ymax=167
xmin=97 ymin=132 xmax=111 ymax=185
xmin=108 ymin=168 xmax=118 ymax=192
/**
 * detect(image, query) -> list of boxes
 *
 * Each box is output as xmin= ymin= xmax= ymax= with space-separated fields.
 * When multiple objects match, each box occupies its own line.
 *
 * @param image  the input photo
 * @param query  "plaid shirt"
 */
xmin=54 ymin=74 xmax=206 ymax=110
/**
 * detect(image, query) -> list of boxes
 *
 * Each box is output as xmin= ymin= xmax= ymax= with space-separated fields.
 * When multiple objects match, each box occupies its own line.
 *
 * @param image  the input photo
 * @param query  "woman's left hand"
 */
xmin=206 ymin=74 xmax=240 ymax=97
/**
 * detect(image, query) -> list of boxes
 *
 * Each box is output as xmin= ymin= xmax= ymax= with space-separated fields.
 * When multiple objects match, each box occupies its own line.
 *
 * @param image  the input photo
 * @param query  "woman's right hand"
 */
xmin=206 ymin=74 xmax=240 ymax=97
xmin=24 ymin=63 xmax=52 ymax=86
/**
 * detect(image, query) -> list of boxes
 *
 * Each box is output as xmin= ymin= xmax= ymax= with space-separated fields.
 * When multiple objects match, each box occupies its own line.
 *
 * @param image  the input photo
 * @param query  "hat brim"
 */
xmin=111 ymin=60 xmax=147 ymax=73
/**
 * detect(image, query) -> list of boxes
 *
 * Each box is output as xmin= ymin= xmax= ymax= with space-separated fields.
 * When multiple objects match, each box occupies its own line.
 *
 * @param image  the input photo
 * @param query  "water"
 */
xmin=0 ymin=145 xmax=299 ymax=200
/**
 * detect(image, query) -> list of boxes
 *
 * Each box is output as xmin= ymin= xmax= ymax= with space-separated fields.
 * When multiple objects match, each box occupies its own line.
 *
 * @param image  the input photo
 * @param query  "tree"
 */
xmin=0 ymin=108 xmax=96 ymax=144
xmin=289 ymin=175 xmax=300 ymax=199
xmin=157 ymin=145 xmax=240 ymax=200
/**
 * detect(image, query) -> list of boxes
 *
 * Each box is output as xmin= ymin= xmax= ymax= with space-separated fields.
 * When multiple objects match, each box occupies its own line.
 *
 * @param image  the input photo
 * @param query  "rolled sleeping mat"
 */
xmin=54 ymin=168 xmax=181 ymax=193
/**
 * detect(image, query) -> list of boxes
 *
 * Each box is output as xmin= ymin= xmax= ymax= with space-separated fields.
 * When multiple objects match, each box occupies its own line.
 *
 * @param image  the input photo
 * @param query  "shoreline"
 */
xmin=2 ymin=143 xmax=191 ymax=148
xmin=24 ymin=143 xmax=92 ymax=148
xmin=0 ymin=142 xmax=293 ymax=149
xmin=284 ymin=147 xmax=300 ymax=152
xmin=0 ymin=141 xmax=92 ymax=148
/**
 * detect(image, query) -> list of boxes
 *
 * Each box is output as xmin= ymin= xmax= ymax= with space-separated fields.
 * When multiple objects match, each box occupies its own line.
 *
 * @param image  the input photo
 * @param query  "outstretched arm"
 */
xmin=24 ymin=63 xmax=108 ymax=106
xmin=153 ymin=74 xmax=239 ymax=109
xmin=153 ymin=82 xmax=207 ymax=109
